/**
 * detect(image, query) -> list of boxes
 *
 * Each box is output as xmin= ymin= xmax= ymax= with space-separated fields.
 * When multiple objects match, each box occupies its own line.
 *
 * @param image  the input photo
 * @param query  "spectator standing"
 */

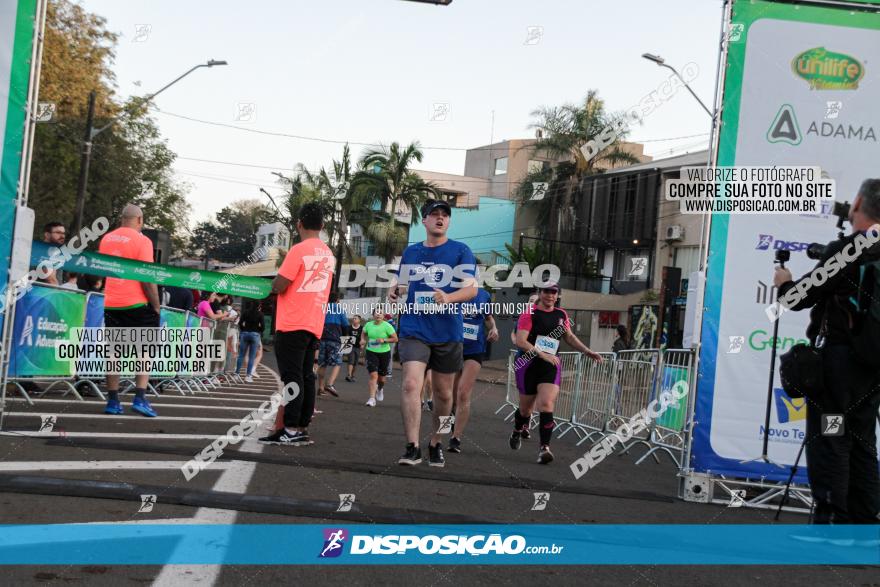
xmin=97 ymin=204 xmax=162 ymax=417
xmin=259 ymin=202 xmax=335 ymax=446
xmin=237 ymin=300 xmax=264 ymax=382
xmin=38 ymin=221 xmax=66 ymax=285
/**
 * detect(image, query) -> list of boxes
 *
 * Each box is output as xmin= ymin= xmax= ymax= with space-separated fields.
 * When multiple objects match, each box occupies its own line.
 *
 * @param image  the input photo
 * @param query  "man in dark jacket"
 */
xmin=773 ymin=178 xmax=880 ymax=524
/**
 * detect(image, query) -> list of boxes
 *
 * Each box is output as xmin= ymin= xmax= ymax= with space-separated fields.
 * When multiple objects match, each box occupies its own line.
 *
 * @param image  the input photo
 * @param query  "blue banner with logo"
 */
xmin=0 ymin=524 xmax=876 ymax=565
xmin=8 ymin=284 xmax=86 ymax=377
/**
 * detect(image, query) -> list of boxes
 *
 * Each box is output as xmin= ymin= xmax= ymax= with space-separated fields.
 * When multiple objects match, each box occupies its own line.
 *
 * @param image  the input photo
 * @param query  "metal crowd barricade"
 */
xmin=633 ymin=348 xmax=696 ymax=468
xmin=571 ymin=351 xmax=617 ymax=445
xmin=494 ymin=349 xmax=520 ymax=421
xmin=609 ymin=349 xmax=661 ymax=456
xmin=497 ymin=346 xmax=698 ymax=472
xmin=551 ymin=352 xmax=584 ymax=439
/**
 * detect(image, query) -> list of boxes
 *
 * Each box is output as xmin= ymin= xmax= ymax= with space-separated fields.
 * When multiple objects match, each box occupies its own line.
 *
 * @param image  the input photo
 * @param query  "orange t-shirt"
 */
xmin=98 ymin=227 xmax=155 ymax=309
xmin=275 ymin=237 xmax=335 ymax=336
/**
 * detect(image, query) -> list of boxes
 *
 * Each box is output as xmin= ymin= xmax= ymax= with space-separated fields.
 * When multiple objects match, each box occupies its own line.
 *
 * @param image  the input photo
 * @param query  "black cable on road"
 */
xmin=0 ymin=473 xmax=489 ymax=524
xmin=43 ymin=437 xmax=675 ymax=505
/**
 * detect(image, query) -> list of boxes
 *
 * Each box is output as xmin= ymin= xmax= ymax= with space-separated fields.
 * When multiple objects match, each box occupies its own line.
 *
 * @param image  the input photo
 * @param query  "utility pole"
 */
xmin=71 ymin=91 xmax=96 ymax=235
xmin=70 ymin=60 xmax=227 ymax=236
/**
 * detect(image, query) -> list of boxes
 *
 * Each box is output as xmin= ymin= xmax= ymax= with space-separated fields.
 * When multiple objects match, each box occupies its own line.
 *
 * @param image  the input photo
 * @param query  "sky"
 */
xmin=80 ymin=0 xmax=723 ymax=227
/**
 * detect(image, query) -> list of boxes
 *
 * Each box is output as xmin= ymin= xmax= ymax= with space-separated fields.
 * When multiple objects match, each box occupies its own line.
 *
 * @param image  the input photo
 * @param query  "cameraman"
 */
xmin=773 ymin=178 xmax=880 ymax=524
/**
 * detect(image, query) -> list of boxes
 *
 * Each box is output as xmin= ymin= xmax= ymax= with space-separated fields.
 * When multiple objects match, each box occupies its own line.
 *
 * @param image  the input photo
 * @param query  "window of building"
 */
xmin=494 ymin=157 xmax=508 ymax=175
xmin=527 ymin=160 xmax=547 ymax=174
xmin=352 ymin=236 xmax=362 ymax=256
xmin=673 ymin=246 xmax=701 ymax=277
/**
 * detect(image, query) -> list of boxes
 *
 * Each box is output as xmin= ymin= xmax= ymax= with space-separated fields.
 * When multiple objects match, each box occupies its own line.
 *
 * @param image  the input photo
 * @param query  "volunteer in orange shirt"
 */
xmin=259 ymin=202 xmax=335 ymax=446
xmin=98 ymin=204 xmax=162 ymax=417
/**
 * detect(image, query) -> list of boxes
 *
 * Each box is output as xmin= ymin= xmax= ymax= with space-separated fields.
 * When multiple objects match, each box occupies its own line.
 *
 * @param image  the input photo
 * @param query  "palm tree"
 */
xmin=350 ymin=141 xmax=438 ymax=261
xmin=520 ymin=90 xmax=642 ymax=241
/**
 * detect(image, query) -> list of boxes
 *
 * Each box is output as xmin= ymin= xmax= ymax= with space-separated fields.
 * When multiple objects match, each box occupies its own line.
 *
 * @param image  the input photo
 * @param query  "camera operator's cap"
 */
xmin=421 ymin=199 xmax=452 ymax=218
xmin=541 ymin=281 xmax=561 ymax=294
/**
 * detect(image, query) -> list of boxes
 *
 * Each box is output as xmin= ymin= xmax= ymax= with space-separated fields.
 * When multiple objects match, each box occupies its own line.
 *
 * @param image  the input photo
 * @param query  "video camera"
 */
xmin=805 ymin=201 xmax=851 ymax=260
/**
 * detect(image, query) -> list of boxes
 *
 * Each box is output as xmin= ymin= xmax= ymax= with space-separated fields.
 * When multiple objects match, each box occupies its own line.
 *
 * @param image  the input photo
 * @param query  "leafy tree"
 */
xmin=518 ymin=90 xmax=642 ymax=241
xmin=188 ymin=199 xmax=274 ymax=264
xmin=350 ymin=142 xmax=438 ymax=261
xmin=29 ymin=0 xmax=190 ymax=252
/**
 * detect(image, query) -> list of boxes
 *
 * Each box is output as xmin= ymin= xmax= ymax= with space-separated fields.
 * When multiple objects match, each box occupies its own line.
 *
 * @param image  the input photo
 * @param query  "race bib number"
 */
xmin=535 ymin=335 xmax=559 ymax=355
xmin=368 ymin=339 xmax=382 ymax=347
xmin=415 ymin=292 xmax=436 ymax=310
xmin=463 ymin=323 xmax=479 ymax=341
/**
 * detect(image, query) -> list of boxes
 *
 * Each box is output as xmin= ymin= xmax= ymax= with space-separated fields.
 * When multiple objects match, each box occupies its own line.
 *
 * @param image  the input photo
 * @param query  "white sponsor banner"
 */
xmin=697 ymin=12 xmax=880 ymax=477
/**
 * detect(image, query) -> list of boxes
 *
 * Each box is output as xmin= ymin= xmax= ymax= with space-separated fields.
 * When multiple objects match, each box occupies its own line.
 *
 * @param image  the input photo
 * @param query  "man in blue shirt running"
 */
xmin=388 ymin=199 xmax=477 ymax=468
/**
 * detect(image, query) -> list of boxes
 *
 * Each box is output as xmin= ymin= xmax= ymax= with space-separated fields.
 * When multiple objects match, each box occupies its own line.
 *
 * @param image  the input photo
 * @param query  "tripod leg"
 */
xmin=775 ymin=435 xmax=808 ymax=521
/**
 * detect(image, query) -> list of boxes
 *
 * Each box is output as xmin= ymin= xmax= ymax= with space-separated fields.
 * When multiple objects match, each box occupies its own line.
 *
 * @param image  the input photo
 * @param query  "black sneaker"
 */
xmin=324 ymin=385 xmax=339 ymax=397
xmin=259 ymin=429 xmax=310 ymax=446
xmin=448 ymin=437 xmax=462 ymax=453
xmin=398 ymin=443 xmax=422 ymax=466
xmin=537 ymin=445 xmax=554 ymax=464
xmin=345 ymin=376 xmax=353 ymax=383
xmin=509 ymin=430 xmax=522 ymax=450
xmin=521 ymin=428 xmax=531 ymax=440
xmin=428 ymin=443 xmax=445 ymax=467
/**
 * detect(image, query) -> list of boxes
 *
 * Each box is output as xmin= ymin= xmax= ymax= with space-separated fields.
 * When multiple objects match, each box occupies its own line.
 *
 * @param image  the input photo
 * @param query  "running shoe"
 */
xmin=345 ymin=376 xmax=353 ymax=382
xmin=104 ymin=399 xmax=124 ymax=415
xmin=376 ymin=386 xmax=384 ymax=402
xmin=509 ymin=430 xmax=522 ymax=450
xmin=259 ymin=429 xmax=310 ymax=445
xmin=428 ymin=443 xmax=445 ymax=467
xmin=537 ymin=445 xmax=554 ymax=464
xmin=448 ymin=436 xmax=462 ymax=454
xmin=324 ymin=385 xmax=339 ymax=397
xmin=398 ymin=443 xmax=422 ymax=466
xmin=521 ymin=428 xmax=531 ymax=440
xmin=131 ymin=397 xmax=157 ymax=418
xmin=365 ymin=397 xmax=377 ymax=407
xmin=252 ymin=372 xmax=260 ymax=379
xmin=245 ymin=375 xmax=253 ymax=383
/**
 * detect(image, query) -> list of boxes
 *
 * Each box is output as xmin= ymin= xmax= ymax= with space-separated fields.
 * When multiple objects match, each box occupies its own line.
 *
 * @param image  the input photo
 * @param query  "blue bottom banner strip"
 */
xmin=0 ymin=525 xmax=878 ymax=565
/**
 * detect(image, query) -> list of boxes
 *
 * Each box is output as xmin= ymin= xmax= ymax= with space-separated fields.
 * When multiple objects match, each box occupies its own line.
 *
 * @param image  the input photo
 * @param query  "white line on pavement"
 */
xmin=151 ymin=368 xmax=275 ymax=587
xmin=4 ymin=412 xmax=242 ymax=423
xmin=0 ymin=431 xmax=266 ymax=441
xmin=5 ymin=398 xmax=261 ymax=412
xmin=0 ymin=460 xmax=235 ymax=471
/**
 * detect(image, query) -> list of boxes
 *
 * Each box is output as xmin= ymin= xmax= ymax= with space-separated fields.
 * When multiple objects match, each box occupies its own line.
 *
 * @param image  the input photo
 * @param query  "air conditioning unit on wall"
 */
xmin=665 ymin=224 xmax=684 ymax=241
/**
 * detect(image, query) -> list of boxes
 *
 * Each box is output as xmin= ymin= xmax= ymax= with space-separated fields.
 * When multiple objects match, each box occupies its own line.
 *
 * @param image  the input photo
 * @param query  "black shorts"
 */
xmin=366 ymin=350 xmax=391 ymax=375
xmin=397 ymin=338 xmax=463 ymax=374
xmin=104 ymin=305 xmax=159 ymax=328
xmin=463 ymin=353 xmax=484 ymax=365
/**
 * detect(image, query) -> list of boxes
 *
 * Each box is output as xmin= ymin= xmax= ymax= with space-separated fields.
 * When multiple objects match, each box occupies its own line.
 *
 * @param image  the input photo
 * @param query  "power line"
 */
xmin=158 ymin=108 xmax=709 ymax=154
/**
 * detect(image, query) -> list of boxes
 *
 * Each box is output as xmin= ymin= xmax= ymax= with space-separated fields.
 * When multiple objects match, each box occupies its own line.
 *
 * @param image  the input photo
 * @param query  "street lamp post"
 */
xmin=71 ymin=59 xmax=228 ymax=235
xmin=641 ymin=53 xmax=713 ymax=118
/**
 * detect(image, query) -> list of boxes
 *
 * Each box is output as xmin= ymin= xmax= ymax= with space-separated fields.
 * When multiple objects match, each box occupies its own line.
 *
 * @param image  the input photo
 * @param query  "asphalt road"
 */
xmin=0 ymin=349 xmax=875 ymax=586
